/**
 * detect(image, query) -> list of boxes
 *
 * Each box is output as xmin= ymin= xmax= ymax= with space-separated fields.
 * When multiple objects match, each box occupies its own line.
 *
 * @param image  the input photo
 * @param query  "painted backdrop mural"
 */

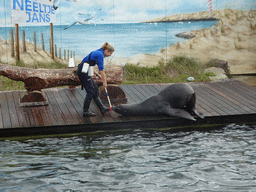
xmin=0 ymin=0 xmax=256 ymax=85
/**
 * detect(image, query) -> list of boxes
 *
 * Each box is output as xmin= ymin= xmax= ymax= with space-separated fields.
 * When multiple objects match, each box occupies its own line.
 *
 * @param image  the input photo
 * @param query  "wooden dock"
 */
xmin=0 ymin=80 xmax=256 ymax=138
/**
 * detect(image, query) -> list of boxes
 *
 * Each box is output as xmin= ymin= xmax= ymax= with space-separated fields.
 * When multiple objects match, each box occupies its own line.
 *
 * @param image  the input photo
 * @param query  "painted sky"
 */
xmin=0 ymin=0 xmax=255 ymax=26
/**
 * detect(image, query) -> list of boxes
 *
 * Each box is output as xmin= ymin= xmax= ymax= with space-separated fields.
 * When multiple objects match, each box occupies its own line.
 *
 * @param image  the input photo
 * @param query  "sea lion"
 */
xmin=113 ymin=83 xmax=205 ymax=121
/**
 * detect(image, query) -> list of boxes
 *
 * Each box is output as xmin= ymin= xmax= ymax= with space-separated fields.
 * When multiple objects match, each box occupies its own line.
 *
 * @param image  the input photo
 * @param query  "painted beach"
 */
xmin=1 ymin=9 xmax=256 ymax=86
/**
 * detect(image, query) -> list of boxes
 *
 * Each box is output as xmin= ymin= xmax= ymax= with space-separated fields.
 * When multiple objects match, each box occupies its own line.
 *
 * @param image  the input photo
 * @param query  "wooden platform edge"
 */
xmin=1 ymin=114 xmax=256 ymax=138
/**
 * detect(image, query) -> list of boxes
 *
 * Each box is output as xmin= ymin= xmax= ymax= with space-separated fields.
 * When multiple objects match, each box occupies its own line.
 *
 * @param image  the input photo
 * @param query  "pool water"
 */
xmin=0 ymin=123 xmax=256 ymax=191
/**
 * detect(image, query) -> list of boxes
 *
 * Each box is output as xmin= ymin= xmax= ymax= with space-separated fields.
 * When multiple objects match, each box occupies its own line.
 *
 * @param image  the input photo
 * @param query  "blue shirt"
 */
xmin=81 ymin=48 xmax=104 ymax=71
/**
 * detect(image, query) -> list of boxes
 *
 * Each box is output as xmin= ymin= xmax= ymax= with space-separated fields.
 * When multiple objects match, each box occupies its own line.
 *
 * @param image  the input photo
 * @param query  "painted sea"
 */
xmin=0 ymin=21 xmax=217 ymax=59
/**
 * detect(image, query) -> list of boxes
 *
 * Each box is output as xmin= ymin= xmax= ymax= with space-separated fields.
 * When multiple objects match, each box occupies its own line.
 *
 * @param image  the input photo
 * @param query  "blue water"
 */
xmin=0 ymin=124 xmax=256 ymax=191
xmin=0 ymin=21 xmax=217 ymax=59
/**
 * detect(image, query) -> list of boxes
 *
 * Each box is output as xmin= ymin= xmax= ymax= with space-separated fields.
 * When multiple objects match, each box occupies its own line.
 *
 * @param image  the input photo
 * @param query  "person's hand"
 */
xmin=97 ymin=74 xmax=103 ymax=82
xmin=103 ymin=81 xmax=107 ymax=88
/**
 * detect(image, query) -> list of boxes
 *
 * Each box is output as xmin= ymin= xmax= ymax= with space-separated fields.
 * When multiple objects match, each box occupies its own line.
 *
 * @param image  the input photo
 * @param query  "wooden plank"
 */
xmin=192 ymin=84 xmax=228 ymax=116
xmin=210 ymin=81 xmax=256 ymax=110
xmin=36 ymin=106 xmax=53 ymax=126
xmin=195 ymin=103 xmax=211 ymax=117
xmin=221 ymin=80 xmax=256 ymax=105
xmin=22 ymin=90 xmax=57 ymax=127
xmin=12 ymin=91 xmax=29 ymax=128
xmin=63 ymin=88 xmax=90 ymax=124
xmin=233 ymin=80 xmax=256 ymax=100
xmin=49 ymin=89 xmax=76 ymax=125
xmin=0 ymin=80 xmax=256 ymax=134
xmin=120 ymin=85 xmax=142 ymax=103
xmin=5 ymin=92 xmax=20 ymax=128
xmin=44 ymin=89 xmax=66 ymax=125
xmin=196 ymin=83 xmax=239 ymax=115
xmin=24 ymin=101 xmax=52 ymax=127
xmin=58 ymin=89 xmax=84 ymax=124
xmin=18 ymin=92 xmax=37 ymax=127
xmin=193 ymin=83 xmax=244 ymax=115
xmin=205 ymin=82 xmax=255 ymax=114
xmin=30 ymin=107 xmax=44 ymax=126
xmin=193 ymin=91 xmax=218 ymax=117
xmin=189 ymin=83 xmax=216 ymax=117
xmin=193 ymin=97 xmax=213 ymax=117
xmin=40 ymin=90 xmax=61 ymax=126
xmin=151 ymin=83 xmax=169 ymax=92
xmin=144 ymin=84 xmax=161 ymax=94
xmin=132 ymin=84 xmax=153 ymax=99
xmin=0 ymin=92 xmax=12 ymax=128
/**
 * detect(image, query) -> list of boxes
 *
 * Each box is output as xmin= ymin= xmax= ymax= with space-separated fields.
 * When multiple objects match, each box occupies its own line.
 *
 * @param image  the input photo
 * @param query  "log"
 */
xmin=0 ymin=63 xmax=123 ymax=91
xmin=0 ymin=63 xmax=124 ymax=106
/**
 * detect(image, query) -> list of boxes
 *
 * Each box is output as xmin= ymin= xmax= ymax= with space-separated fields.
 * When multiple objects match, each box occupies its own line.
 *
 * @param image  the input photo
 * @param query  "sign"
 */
xmin=11 ymin=0 xmax=56 ymax=24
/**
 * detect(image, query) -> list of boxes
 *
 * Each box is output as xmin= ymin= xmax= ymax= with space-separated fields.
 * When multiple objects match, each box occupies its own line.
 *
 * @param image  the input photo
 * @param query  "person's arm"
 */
xmin=99 ymin=70 xmax=107 ymax=88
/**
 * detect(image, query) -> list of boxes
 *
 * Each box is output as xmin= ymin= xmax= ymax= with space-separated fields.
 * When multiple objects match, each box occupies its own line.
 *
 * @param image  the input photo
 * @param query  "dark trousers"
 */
xmin=77 ymin=66 xmax=99 ymax=100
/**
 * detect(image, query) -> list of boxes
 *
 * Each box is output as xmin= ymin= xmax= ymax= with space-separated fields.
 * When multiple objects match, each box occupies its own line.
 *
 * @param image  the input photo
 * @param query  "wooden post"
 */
xmin=10 ymin=29 xmax=15 ymax=57
xmin=67 ymin=50 xmax=69 ymax=60
xmin=71 ymin=51 xmax=72 ymax=58
xmin=55 ymin=44 xmax=57 ymax=57
xmin=50 ymin=23 xmax=54 ymax=59
xmin=49 ymin=38 xmax=51 ymax=54
xmin=15 ymin=24 xmax=20 ymax=61
xmin=64 ymin=49 xmax=66 ymax=60
xmin=41 ymin=33 xmax=45 ymax=51
xmin=73 ymin=51 xmax=75 ymax=59
xmin=22 ymin=31 xmax=26 ymax=52
xmin=59 ymin=48 xmax=61 ymax=59
xmin=33 ymin=32 xmax=37 ymax=52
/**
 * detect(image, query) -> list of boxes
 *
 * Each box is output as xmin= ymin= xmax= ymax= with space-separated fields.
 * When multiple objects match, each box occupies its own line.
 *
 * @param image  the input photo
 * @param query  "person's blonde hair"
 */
xmin=101 ymin=42 xmax=114 ymax=52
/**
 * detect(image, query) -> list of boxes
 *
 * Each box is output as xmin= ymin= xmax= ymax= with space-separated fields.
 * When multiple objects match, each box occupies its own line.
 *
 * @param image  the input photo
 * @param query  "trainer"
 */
xmin=77 ymin=42 xmax=114 ymax=116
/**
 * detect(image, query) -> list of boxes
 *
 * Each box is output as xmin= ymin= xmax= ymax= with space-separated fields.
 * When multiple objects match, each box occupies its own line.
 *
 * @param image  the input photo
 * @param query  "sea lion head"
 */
xmin=112 ymin=104 xmax=129 ymax=115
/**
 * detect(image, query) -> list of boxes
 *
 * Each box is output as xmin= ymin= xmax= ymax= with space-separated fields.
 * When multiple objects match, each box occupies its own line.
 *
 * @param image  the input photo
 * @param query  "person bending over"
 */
xmin=77 ymin=42 xmax=114 ymax=116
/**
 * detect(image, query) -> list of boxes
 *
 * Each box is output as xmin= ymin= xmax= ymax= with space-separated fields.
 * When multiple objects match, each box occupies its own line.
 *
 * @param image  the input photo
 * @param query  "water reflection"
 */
xmin=0 ymin=124 xmax=256 ymax=191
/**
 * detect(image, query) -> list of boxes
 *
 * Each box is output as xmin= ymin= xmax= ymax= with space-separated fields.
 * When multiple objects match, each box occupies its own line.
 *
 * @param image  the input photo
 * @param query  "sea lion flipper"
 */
xmin=193 ymin=109 xmax=205 ymax=119
xmin=164 ymin=108 xmax=196 ymax=121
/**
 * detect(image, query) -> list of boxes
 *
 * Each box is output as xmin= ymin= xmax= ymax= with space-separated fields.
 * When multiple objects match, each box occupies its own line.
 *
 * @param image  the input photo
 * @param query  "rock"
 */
xmin=175 ymin=32 xmax=195 ymax=39
xmin=187 ymin=77 xmax=195 ymax=81
xmin=206 ymin=59 xmax=230 ymax=77
xmin=205 ymin=67 xmax=228 ymax=81
xmin=209 ymin=74 xmax=228 ymax=81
